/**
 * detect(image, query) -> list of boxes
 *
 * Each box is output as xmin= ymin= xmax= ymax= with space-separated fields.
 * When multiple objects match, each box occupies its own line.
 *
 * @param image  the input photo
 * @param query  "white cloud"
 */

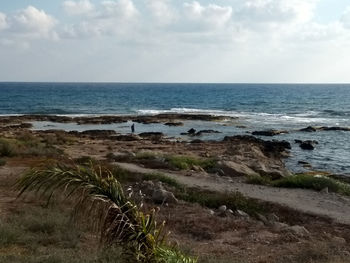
xmin=146 ymin=0 xmax=176 ymax=25
xmin=183 ymin=1 xmax=233 ymax=29
xmin=101 ymin=0 xmax=138 ymax=19
xmin=0 ymin=12 xmax=8 ymax=31
xmin=237 ymin=0 xmax=318 ymax=25
xmin=11 ymin=6 xmax=57 ymax=37
xmin=61 ymin=0 xmax=139 ymax=38
xmin=63 ymin=0 xmax=94 ymax=16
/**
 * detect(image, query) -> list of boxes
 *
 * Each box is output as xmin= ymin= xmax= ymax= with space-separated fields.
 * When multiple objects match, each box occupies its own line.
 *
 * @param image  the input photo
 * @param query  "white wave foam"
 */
xmin=137 ymin=108 xmax=349 ymax=125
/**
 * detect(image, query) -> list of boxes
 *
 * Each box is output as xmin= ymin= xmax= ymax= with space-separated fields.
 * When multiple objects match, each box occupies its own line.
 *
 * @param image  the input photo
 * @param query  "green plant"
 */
xmin=16 ymin=163 xmax=196 ymax=263
xmin=247 ymin=174 xmax=350 ymax=196
xmin=0 ymin=138 xmax=16 ymax=157
xmin=165 ymin=155 xmax=216 ymax=171
xmin=246 ymin=175 xmax=272 ymax=186
xmin=273 ymin=174 xmax=350 ymax=195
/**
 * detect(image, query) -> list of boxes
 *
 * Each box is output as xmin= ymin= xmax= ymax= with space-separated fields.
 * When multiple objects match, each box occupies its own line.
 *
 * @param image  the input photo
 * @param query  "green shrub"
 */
xmin=0 ymin=138 xmax=16 ymax=157
xmin=246 ymin=175 xmax=272 ymax=186
xmin=247 ymin=173 xmax=350 ymax=196
xmin=165 ymin=155 xmax=216 ymax=171
xmin=272 ymin=174 xmax=350 ymax=195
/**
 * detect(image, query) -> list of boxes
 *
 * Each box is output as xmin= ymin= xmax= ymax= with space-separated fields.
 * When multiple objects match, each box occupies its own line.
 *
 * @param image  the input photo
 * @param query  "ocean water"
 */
xmin=1 ymin=82 xmax=350 ymax=175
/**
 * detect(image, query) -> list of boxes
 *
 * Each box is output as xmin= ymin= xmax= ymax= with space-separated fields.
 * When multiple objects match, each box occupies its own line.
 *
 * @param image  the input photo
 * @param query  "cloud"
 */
xmin=183 ymin=1 xmax=233 ymax=29
xmin=101 ymin=0 xmax=138 ymax=19
xmin=237 ymin=0 xmax=318 ymax=25
xmin=146 ymin=0 xmax=176 ymax=25
xmin=11 ymin=6 xmax=57 ymax=38
xmin=61 ymin=0 xmax=139 ymax=38
xmin=63 ymin=0 xmax=94 ymax=16
xmin=0 ymin=13 xmax=8 ymax=31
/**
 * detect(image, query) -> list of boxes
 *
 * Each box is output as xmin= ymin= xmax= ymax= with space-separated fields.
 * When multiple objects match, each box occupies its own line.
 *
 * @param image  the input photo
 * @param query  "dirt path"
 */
xmin=116 ymin=162 xmax=350 ymax=225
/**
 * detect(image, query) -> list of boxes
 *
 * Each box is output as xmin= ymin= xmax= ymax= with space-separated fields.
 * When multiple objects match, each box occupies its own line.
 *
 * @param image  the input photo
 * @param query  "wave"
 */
xmin=137 ymin=108 xmax=349 ymax=125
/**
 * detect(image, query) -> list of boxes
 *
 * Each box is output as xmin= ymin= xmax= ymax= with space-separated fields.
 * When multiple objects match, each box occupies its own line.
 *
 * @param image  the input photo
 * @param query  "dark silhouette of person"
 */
xmin=131 ymin=123 xmax=135 ymax=133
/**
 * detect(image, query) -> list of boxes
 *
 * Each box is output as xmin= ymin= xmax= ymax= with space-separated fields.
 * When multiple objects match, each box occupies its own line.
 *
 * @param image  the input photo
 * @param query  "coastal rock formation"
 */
xmin=252 ymin=129 xmax=289 ymax=136
xmin=217 ymin=161 xmax=260 ymax=177
xmin=222 ymin=135 xmax=292 ymax=178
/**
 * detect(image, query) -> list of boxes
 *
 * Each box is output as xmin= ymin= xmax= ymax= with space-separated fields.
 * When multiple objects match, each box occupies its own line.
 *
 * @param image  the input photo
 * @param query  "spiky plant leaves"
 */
xmin=16 ymin=162 xmax=197 ymax=263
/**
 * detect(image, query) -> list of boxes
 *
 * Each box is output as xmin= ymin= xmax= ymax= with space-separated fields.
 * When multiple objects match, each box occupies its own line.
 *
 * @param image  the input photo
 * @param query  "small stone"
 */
xmin=218 ymin=205 xmax=227 ymax=213
xmin=209 ymin=210 xmax=215 ymax=215
xmin=286 ymin=225 xmax=310 ymax=237
xmin=272 ymin=222 xmax=289 ymax=231
xmin=257 ymin=213 xmax=268 ymax=225
xmin=227 ymin=209 xmax=234 ymax=214
xmin=236 ymin=209 xmax=249 ymax=218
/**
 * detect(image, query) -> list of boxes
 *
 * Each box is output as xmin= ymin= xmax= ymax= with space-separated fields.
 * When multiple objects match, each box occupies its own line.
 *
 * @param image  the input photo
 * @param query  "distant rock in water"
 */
xmin=300 ymin=126 xmax=350 ymax=132
xmin=295 ymin=140 xmax=318 ymax=150
xmin=299 ymin=126 xmax=317 ymax=132
xmin=252 ymin=129 xmax=289 ymax=136
xmin=164 ymin=122 xmax=184 ymax=126
xmin=181 ymin=128 xmax=221 ymax=136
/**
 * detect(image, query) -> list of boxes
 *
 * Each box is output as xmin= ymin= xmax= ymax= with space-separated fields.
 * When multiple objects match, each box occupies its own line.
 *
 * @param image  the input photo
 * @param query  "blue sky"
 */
xmin=1 ymin=0 xmax=350 ymax=82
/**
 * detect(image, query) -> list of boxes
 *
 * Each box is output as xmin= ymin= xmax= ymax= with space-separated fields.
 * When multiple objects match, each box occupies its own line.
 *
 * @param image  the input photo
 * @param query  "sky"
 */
xmin=1 ymin=0 xmax=350 ymax=83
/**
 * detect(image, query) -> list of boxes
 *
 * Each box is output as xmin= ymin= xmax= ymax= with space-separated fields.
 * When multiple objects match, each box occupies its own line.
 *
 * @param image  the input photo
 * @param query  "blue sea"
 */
xmin=0 ymin=82 xmax=350 ymax=175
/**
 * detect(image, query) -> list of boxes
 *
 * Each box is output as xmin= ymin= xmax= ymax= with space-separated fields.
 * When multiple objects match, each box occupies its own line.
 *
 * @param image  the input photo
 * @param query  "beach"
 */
xmin=1 ymin=112 xmax=350 ymax=262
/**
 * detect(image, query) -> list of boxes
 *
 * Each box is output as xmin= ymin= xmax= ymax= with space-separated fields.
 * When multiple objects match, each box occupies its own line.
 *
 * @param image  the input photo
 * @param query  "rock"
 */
xmin=218 ymin=205 xmax=227 ymax=213
xmin=286 ymin=225 xmax=310 ymax=237
xmin=295 ymin=139 xmax=303 ymax=144
xmin=300 ymin=126 xmax=317 ymax=132
xmin=164 ymin=122 xmax=184 ymax=126
xmin=257 ymin=213 xmax=269 ymax=225
xmin=320 ymin=187 xmax=329 ymax=194
xmin=298 ymin=160 xmax=312 ymax=168
xmin=267 ymin=213 xmax=279 ymax=223
xmin=236 ymin=210 xmax=249 ymax=218
xmin=152 ymin=188 xmax=178 ymax=204
xmin=139 ymin=132 xmax=164 ymax=138
xmin=299 ymin=141 xmax=315 ymax=150
xmin=227 ymin=209 xmax=234 ymax=215
xmin=187 ymin=128 xmax=196 ymax=135
xmin=217 ymin=161 xmax=260 ymax=177
xmin=272 ymin=222 xmax=289 ymax=231
xmin=209 ymin=210 xmax=215 ymax=215
xmin=190 ymin=139 xmax=203 ymax=144
xmin=191 ymin=165 xmax=206 ymax=173
xmin=321 ymin=126 xmax=350 ymax=131
xmin=252 ymin=129 xmax=288 ymax=136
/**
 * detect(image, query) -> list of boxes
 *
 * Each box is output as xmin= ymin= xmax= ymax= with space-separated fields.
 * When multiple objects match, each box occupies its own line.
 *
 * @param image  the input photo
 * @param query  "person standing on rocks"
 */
xmin=131 ymin=123 xmax=135 ymax=133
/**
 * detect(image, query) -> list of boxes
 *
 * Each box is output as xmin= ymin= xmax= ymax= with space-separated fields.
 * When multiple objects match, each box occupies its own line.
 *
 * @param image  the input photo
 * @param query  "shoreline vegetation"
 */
xmin=1 ymin=114 xmax=350 ymax=262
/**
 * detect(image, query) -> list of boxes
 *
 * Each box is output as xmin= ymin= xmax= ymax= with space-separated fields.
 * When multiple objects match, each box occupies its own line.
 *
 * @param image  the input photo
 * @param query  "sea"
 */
xmin=0 ymin=82 xmax=349 ymax=175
